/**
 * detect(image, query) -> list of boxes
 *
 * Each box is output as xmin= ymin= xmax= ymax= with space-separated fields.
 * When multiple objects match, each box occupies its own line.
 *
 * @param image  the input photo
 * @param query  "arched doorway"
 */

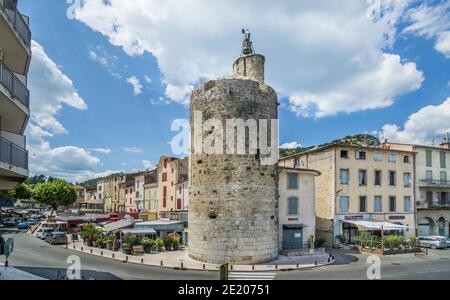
xmin=437 ymin=217 xmax=446 ymax=237
xmin=418 ymin=218 xmax=434 ymax=236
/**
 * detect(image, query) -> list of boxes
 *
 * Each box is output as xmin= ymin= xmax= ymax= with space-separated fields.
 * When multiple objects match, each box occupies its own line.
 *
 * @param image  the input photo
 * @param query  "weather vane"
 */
xmin=241 ymin=28 xmax=254 ymax=56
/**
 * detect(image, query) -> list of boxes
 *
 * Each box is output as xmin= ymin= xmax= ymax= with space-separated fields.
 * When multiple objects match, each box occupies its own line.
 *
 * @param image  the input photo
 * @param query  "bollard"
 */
xmin=161 ymin=261 xmax=163 ymax=267
xmin=230 ymin=265 xmax=233 ymax=270
xmin=126 ymin=256 xmax=129 ymax=262
xmin=81 ymin=247 xmax=83 ymax=251
xmin=203 ymin=264 xmax=206 ymax=270
xmin=181 ymin=262 xmax=184 ymax=269
xmin=252 ymin=265 xmax=255 ymax=271
xmin=101 ymin=251 xmax=103 ymax=256
xmin=73 ymin=245 xmax=76 ymax=250
xmin=112 ymin=253 xmax=115 ymax=259
xmin=275 ymin=265 xmax=278 ymax=270
xmin=315 ymin=260 xmax=318 ymax=266
xmin=90 ymin=249 xmax=93 ymax=254
xmin=141 ymin=258 xmax=144 ymax=264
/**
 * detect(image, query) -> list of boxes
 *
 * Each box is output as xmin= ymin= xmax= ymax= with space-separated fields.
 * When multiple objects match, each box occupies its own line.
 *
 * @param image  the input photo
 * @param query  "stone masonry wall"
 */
xmin=189 ymin=77 xmax=279 ymax=265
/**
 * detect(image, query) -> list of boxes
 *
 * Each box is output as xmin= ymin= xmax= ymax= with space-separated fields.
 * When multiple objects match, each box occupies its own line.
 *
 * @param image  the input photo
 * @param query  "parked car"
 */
xmin=37 ymin=228 xmax=54 ymax=240
xmin=419 ymin=236 xmax=447 ymax=249
xmin=27 ymin=219 xmax=39 ymax=225
xmin=17 ymin=222 xmax=30 ymax=230
xmin=3 ymin=218 xmax=16 ymax=227
xmin=431 ymin=236 xmax=450 ymax=248
xmin=45 ymin=232 xmax=68 ymax=245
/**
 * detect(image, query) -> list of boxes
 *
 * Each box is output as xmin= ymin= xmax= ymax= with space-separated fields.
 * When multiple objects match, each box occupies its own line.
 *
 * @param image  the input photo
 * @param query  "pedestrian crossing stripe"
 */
xmin=228 ymin=272 xmax=276 ymax=281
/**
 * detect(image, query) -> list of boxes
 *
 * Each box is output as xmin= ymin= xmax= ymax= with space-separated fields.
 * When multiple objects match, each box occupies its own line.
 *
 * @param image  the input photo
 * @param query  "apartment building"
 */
xmin=80 ymin=185 xmax=104 ymax=213
xmin=278 ymin=167 xmax=320 ymax=251
xmin=280 ymin=144 xmax=416 ymax=246
xmin=383 ymin=135 xmax=450 ymax=237
xmin=157 ymin=156 xmax=189 ymax=213
xmin=0 ymin=0 xmax=31 ymax=190
xmin=144 ymin=169 xmax=158 ymax=213
xmin=134 ymin=172 xmax=145 ymax=212
xmin=121 ymin=174 xmax=136 ymax=213
xmin=72 ymin=185 xmax=85 ymax=212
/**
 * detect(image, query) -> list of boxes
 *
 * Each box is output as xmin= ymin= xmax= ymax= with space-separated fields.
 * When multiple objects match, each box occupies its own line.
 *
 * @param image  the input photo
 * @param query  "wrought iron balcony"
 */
xmin=0 ymin=58 xmax=29 ymax=108
xmin=0 ymin=136 xmax=28 ymax=169
xmin=0 ymin=0 xmax=31 ymax=50
xmin=417 ymin=200 xmax=450 ymax=209
xmin=418 ymin=179 xmax=450 ymax=188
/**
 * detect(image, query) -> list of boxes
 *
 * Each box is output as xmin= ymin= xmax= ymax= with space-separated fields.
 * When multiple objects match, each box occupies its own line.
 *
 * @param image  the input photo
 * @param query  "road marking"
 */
xmin=228 ymin=272 xmax=276 ymax=281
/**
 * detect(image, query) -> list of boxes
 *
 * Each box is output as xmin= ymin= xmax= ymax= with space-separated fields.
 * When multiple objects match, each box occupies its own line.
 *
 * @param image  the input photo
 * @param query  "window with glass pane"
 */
xmin=359 ymin=196 xmax=367 ymax=212
xmin=426 ymin=171 xmax=433 ymax=182
xmin=388 ymin=153 xmax=397 ymax=163
xmin=288 ymin=173 xmax=298 ymax=189
xmin=340 ymin=196 xmax=349 ymax=213
xmin=288 ymin=197 xmax=299 ymax=215
xmin=389 ymin=196 xmax=396 ymax=212
xmin=356 ymin=151 xmax=367 ymax=160
xmin=440 ymin=152 xmax=446 ymax=168
xmin=374 ymin=170 xmax=382 ymax=186
xmin=403 ymin=173 xmax=411 ymax=187
xmin=389 ymin=171 xmax=396 ymax=186
xmin=374 ymin=196 xmax=382 ymax=212
xmin=404 ymin=196 xmax=411 ymax=212
xmin=404 ymin=155 xmax=410 ymax=163
xmin=340 ymin=169 xmax=349 ymax=185
xmin=359 ymin=170 xmax=367 ymax=186
xmin=374 ymin=152 xmax=382 ymax=161
xmin=441 ymin=171 xmax=447 ymax=183
xmin=426 ymin=150 xmax=432 ymax=167
xmin=341 ymin=150 xmax=349 ymax=159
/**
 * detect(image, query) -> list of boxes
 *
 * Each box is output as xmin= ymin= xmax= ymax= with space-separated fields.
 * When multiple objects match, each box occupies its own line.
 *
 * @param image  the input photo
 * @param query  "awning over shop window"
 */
xmin=120 ymin=228 xmax=157 ymax=235
xmin=103 ymin=220 xmax=134 ymax=233
xmin=341 ymin=220 xmax=410 ymax=231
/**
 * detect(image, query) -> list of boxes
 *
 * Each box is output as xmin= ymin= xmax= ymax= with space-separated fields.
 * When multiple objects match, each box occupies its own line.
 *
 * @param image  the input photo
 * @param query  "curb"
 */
xmin=63 ymin=243 xmax=336 ymax=272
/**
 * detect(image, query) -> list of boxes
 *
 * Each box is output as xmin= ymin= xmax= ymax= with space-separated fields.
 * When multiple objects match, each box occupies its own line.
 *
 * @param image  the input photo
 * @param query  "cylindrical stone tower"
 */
xmin=188 ymin=35 xmax=279 ymax=265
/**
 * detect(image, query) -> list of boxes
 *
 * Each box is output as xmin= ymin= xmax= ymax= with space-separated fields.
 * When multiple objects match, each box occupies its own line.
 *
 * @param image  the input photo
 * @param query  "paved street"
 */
xmin=2 ymin=229 xmax=450 ymax=280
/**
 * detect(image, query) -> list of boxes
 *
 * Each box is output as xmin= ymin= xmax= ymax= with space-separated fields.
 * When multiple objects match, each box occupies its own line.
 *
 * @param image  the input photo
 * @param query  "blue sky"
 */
xmin=18 ymin=0 xmax=450 ymax=183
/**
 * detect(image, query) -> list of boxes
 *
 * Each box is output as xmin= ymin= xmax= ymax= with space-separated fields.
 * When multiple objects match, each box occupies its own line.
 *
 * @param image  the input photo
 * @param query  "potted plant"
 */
xmin=141 ymin=238 xmax=155 ymax=253
xmin=112 ymin=239 xmax=120 ymax=252
xmin=155 ymin=238 xmax=165 ymax=252
xmin=95 ymin=237 xmax=103 ymax=248
xmin=163 ymin=236 xmax=173 ymax=251
xmin=122 ymin=233 xmax=136 ymax=255
xmin=172 ymin=237 xmax=180 ymax=251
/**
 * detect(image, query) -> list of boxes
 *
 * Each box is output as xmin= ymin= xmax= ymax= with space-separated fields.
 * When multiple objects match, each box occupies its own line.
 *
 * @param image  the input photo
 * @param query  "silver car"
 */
xmin=419 ymin=236 xmax=447 ymax=249
xmin=431 ymin=236 xmax=450 ymax=248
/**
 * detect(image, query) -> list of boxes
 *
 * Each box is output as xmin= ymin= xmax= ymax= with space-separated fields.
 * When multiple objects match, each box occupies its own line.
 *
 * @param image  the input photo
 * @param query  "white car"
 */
xmin=37 ymin=228 xmax=54 ymax=240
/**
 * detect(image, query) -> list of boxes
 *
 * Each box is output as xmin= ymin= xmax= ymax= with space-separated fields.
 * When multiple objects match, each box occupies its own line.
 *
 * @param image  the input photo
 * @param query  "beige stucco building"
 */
xmin=80 ymin=185 xmax=104 ymax=213
xmin=383 ymin=136 xmax=450 ymax=237
xmin=280 ymin=144 xmax=416 ymax=246
xmin=278 ymin=167 xmax=320 ymax=251
xmin=157 ymin=156 xmax=188 ymax=214
xmin=144 ymin=170 xmax=158 ymax=213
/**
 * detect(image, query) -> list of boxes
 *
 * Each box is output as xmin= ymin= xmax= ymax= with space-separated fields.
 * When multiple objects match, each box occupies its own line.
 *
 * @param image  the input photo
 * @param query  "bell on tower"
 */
xmin=233 ymin=29 xmax=265 ymax=83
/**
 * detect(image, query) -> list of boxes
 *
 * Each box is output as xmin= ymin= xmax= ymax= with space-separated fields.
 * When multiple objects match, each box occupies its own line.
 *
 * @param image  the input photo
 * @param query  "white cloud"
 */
xmin=72 ymin=0 xmax=423 ymax=117
xmin=30 ymin=41 xmax=87 ymax=135
xmin=26 ymin=41 xmax=111 ymax=183
xmin=88 ymin=148 xmax=112 ymax=154
xmin=280 ymin=142 xmax=302 ymax=149
xmin=435 ymin=31 xmax=450 ymax=58
xmin=142 ymin=160 xmax=155 ymax=170
xmin=89 ymin=50 xmax=108 ymax=65
xmin=381 ymin=97 xmax=450 ymax=145
xmin=124 ymin=147 xmax=144 ymax=153
xmin=88 ymin=47 xmax=123 ymax=78
xmin=402 ymin=1 xmax=450 ymax=58
xmin=127 ymin=76 xmax=143 ymax=95
xmin=144 ymin=75 xmax=152 ymax=84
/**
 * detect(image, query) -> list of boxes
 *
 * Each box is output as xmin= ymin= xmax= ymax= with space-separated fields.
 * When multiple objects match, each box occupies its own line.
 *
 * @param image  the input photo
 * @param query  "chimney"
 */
xmin=441 ymin=133 xmax=450 ymax=149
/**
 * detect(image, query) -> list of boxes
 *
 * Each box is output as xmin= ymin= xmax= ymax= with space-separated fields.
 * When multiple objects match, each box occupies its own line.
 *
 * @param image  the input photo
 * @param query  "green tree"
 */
xmin=0 ymin=183 xmax=33 ymax=200
xmin=34 ymin=180 xmax=77 ymax=212
xmin=25 ymin=175 xmax=47 ymax=186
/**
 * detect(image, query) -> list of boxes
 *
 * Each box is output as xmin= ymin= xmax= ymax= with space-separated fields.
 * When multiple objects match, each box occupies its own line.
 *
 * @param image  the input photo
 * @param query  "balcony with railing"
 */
xmin=0 ymin=136 xmax=28 ymax=170
xmin=0 ymin=58 xmax=29 ymax=108
xmin=0 ymin=0 xmax=31 ymax=50
xmin=419 ymin=179 xmax=450 ymax=188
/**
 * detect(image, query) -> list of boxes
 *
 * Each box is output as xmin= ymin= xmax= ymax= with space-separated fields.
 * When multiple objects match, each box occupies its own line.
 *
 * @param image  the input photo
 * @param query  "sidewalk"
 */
xmin=63 ymin=242 xmax=335 ymax=272
xmin=0 ymin=265 xmax=46 ymax=280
